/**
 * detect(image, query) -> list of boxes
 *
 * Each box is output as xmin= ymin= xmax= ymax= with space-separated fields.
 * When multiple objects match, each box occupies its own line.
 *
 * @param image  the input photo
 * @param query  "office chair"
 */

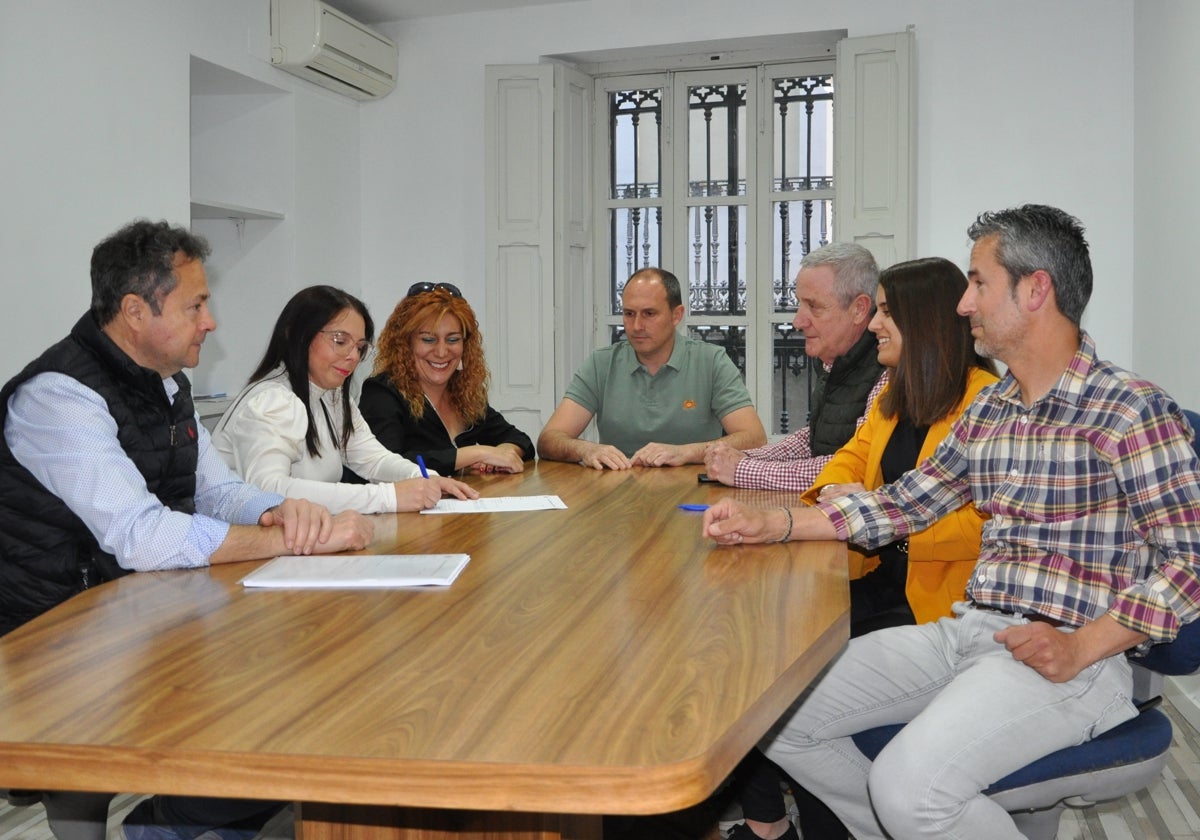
xmin=852 ymin=407 xmax=1200 ymax=840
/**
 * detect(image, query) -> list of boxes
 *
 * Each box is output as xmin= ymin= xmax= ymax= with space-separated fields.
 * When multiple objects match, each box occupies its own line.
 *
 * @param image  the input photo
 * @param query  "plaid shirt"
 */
xmin=734 ymin=370 xmax=889 ymax=492
xmin=820 ymin=333 xmax=1200 ymax=642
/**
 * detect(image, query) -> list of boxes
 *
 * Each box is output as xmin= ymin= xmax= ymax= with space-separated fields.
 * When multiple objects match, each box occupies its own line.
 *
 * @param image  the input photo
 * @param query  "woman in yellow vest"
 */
xmin=803 ymin=256 xmax=998 ymax=629
xmin=731 ymin=257 xmax=999 ymax=840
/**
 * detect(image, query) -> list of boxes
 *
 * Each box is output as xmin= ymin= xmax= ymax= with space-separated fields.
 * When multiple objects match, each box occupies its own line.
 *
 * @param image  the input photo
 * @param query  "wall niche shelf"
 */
xmin=189 ymin=55 xmax=293 ymax=398
xmin=190 ymin=200 xmax=284 ymax=221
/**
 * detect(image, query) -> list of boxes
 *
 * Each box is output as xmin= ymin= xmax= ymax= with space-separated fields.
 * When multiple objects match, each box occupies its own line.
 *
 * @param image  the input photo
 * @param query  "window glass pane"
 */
xmin=770 ymin=324 xmax=814 ymax=436
xmin=772 ymin=75 xmax=834 ymax=192
xmin=771 ymin=198 xmax=833 ymax=312
xmin=687 ymin=204 xmax=746 ymax=316
xmin=610 ymin=88 xmax=662 ymax=200
xmin=688 ymin=84 xmax=747 ymax=197
xmin=608 ymin=207 xmax=662 ymax=315
xmin=685 ymin=325 xmax=746 ymax=382
xmin=600 ymin=60 xmax=838 ymax=440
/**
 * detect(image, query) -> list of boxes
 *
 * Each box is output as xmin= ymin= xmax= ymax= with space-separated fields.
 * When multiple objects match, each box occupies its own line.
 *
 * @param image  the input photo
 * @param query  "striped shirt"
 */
xmin=820 ymin=333 xmax=1200 ymax=642
xmin=734 ymin=370 xmax=889 ymax=492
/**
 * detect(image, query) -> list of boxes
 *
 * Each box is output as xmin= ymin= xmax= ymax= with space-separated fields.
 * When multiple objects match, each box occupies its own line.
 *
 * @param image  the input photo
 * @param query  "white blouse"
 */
xmin=212 ymin=371 xmax=432 ymax=514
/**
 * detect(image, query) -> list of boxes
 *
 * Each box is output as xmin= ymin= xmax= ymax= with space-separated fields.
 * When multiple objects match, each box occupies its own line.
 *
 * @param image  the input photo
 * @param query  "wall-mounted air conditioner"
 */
xmin=270 ymin=0 xmax=397 ymax=100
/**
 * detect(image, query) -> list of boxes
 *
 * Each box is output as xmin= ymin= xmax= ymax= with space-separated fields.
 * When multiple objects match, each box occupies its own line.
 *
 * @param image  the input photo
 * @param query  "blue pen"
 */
xmin=678 ymin=503 xmax=709 ymax=512
xmin=416 ymin=455 xmax=429 ymax=479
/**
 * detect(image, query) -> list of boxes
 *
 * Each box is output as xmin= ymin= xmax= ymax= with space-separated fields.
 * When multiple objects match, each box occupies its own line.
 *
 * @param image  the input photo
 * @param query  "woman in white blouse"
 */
xmin=212 ymin=286 xmax=477 ymax=514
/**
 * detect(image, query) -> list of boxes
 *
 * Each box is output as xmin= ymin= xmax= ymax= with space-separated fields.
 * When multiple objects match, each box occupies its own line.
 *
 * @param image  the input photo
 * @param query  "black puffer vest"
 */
xmin=809 ymin=327 xmax=885 ymax=456
xmin=0 ymin=313 xmax=198 ymax=635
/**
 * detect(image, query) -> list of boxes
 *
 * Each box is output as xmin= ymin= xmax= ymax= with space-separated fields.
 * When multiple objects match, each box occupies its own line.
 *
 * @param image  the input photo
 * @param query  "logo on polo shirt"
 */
xmin=682 ymin=399 xmax=696 ymax=410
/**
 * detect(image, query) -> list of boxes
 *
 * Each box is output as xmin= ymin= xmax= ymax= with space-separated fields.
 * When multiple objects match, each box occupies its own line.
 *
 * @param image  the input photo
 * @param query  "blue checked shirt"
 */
xmin=5 ymin=372 xmax=283 ymax=571
xmin=819 ymin=333 xmax=1200 ymax=642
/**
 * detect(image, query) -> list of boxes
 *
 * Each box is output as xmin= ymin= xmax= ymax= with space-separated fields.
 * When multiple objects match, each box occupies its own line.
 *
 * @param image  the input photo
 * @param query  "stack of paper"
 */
xmin=419 ymin=495 xmax=566 ymax=514
xmin=241 ymin=554 xmax=470 ymax=589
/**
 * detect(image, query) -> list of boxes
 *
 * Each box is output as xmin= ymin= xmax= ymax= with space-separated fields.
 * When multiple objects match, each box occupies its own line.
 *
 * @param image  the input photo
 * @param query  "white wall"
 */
xmin=0 ymin=0 xmax=1182 ymax=400
xmin=0 ymin=0 xmax=362 ymax=393
xmin=1133 ymin=0 xmax=1200 ymax=736
xmin=1134 ymin=1 xmax=1200 ymax=410
xmin=361 ymin=0 xmax=1136 ymax=370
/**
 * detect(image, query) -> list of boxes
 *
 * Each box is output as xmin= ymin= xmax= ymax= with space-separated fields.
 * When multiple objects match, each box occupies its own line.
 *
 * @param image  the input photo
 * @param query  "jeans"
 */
xmin=761 ymin=603 xmax=1139 ymax=840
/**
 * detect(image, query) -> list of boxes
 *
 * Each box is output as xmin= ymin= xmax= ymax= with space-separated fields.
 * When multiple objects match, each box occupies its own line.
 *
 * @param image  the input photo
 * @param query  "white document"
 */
xmin=419 ymin=495 xmax=567 ymax=514
xmin=240 ymin=554 xmax=470 ymax=589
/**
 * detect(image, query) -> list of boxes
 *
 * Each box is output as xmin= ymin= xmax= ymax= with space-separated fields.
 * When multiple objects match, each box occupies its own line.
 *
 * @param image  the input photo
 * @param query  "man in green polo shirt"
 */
xmin=537 ymin=267 xmax=766 ymax=470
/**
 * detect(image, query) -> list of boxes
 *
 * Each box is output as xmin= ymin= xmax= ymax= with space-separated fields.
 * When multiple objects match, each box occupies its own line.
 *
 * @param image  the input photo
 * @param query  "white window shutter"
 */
xmin=552 ymin=63 xmax=594 ymax=403
xmin=484 ymin=65 xmax=556 ymax=440
xmin=834 ymin=30 xmax=915 ymax=268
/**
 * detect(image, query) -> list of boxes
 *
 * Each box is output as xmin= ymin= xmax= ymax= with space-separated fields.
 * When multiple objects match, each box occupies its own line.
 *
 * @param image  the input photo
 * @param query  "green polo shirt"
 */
xmin=564 ymin=334 xmax=753 ymax=457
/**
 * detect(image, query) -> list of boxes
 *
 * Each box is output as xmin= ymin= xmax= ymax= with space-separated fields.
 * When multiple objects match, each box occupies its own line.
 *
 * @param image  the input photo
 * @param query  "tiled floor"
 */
xmin=4 ymin=701 xmax=1200 ymax=840
xmin=1055 ymin=701 xmax=1200 ymax=840
xmin=0 ymin=796 xmax=293 ymax=840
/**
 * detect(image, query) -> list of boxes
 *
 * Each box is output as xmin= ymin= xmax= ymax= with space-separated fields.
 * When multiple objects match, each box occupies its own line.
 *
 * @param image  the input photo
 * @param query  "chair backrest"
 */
xmin=1130 ymin=407 xmax=1200 ymax=678
xmin=1138 ymin=614 xmax=1200 ymax=675
xmin=1182 ymin=408 xmax=1200 ymax=450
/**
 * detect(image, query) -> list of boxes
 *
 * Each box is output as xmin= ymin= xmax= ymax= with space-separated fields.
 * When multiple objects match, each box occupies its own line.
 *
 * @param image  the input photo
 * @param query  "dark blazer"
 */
xmin=358 ymin=373 xmax=534 ymax=475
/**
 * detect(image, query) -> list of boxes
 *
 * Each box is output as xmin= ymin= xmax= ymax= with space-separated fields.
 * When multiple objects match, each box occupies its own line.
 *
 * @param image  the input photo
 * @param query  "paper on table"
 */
xmin=419 ymin=495 xmax=567 ymax=514
xmin=240 ymin=554 xmax=470 ymax=589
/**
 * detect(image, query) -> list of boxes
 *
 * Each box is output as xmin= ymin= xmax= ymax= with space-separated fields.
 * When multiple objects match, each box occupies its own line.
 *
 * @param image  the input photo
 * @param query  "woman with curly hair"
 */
xmin=359 ymin=283 xmax=534 ymax=475
xmin=213 ymin=285 xmax=477 ymax=514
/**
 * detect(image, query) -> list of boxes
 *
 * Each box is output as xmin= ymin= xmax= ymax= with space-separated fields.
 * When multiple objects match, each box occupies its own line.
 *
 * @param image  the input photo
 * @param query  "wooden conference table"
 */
xmin=0 ymin=461 xmax=848 ymax=840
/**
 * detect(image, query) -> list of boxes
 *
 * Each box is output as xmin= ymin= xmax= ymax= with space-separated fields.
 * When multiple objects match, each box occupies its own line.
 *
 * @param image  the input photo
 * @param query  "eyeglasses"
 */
xmin=320 ymin=330 xmax=372 ymax=357
xmin=406 ymin=282 xmax=463 ymax=299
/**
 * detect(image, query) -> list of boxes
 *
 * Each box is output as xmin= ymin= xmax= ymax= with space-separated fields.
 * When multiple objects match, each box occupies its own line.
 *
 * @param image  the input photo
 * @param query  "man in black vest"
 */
xmin=704 ymin=242 xmax=886 ymax=493
xmin=702 ymin=242 xmax=885 ymax=840
xmin=0 ymin=219 xmax=373 ymax=840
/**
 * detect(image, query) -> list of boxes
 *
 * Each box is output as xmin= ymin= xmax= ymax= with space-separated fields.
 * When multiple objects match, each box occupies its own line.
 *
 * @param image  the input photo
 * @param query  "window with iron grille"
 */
xmin=598 ymin=61 xmax=834 ymax=436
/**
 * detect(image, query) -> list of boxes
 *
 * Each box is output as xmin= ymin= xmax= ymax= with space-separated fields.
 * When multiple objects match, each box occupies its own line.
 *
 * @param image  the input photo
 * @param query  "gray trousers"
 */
xmin=761 ymin=603 xmax=1139 ymax=840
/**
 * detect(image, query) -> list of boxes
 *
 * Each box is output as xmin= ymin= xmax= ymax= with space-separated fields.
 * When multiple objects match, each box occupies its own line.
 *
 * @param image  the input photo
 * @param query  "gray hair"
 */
xmin=967 ymin=204 xmax=1092 ymax=326
xmin=800 ymin=243 xmax=879 ymax=307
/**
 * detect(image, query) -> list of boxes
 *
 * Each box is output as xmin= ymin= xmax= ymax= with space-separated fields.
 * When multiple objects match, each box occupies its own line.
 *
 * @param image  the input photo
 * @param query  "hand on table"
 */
xmin=259 ymin=497 xmax=332 ymax=555
xmin=579 ymin=443 xmax=633 ymax=471
xmin=312 ymin=510 xmax=374 ymax=554
xmin=631 ymin=442 xmax=692 ymax=468
xmin=466 ymin=444 xmax=526 ymax=474
xmin=702 ymin=499 xmax=789 ymax=545
xmin=703 ymin=443 xmax=745 ymax=486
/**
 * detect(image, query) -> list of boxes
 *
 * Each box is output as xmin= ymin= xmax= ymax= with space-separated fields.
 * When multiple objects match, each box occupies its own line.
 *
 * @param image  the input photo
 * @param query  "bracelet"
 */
xmin=773 ymin=507 xmax=794 ymax=543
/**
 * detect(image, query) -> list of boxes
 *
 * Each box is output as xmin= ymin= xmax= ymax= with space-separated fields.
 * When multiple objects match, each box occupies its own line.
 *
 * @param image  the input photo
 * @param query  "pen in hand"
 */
xmin=416 ymin=455 xmax=429 ymax=479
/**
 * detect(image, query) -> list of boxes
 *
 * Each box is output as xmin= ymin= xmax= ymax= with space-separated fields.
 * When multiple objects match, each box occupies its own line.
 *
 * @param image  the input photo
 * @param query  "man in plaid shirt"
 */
xmin=704 ymin=243 xmax=887 ymax=492
xmin=704 ymin=204 xmax=1200 ymax=840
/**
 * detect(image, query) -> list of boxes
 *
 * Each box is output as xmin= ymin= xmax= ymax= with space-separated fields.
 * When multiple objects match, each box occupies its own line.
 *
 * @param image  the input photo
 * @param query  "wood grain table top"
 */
xmin=0 ymin=461 xmax=848 ymax=816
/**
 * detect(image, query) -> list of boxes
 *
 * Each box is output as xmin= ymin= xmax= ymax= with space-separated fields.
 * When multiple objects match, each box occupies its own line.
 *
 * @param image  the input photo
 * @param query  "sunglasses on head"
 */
xmin=406 ymin=282 xmax=463 ymax=298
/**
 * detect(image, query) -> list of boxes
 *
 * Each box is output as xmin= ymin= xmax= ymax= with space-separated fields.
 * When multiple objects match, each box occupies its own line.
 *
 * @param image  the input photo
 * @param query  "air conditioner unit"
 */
xmin=270 ymin=0 xmax=397 ymax=100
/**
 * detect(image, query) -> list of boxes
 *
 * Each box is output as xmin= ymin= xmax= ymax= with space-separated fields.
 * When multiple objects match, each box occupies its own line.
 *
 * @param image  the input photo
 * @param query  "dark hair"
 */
xmin=90 ymin=219 xmax=211 ymax=325
xmin=372 ymin=288 xmax=489 ymax=424
xmin=247 ymin=285 xmax=374 ymax=457
xmin=877 ymin=257 xmax=997 ymax=427
xmin=628 ymin=267 xmax=683 ymax=310
xmin=967 ymin=204 xmax=1092 ymax=326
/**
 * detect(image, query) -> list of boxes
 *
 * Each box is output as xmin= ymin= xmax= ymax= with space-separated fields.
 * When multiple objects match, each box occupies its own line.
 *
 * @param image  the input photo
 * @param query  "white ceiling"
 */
xmin=329 ymin=0 xmax=579 ymax=24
